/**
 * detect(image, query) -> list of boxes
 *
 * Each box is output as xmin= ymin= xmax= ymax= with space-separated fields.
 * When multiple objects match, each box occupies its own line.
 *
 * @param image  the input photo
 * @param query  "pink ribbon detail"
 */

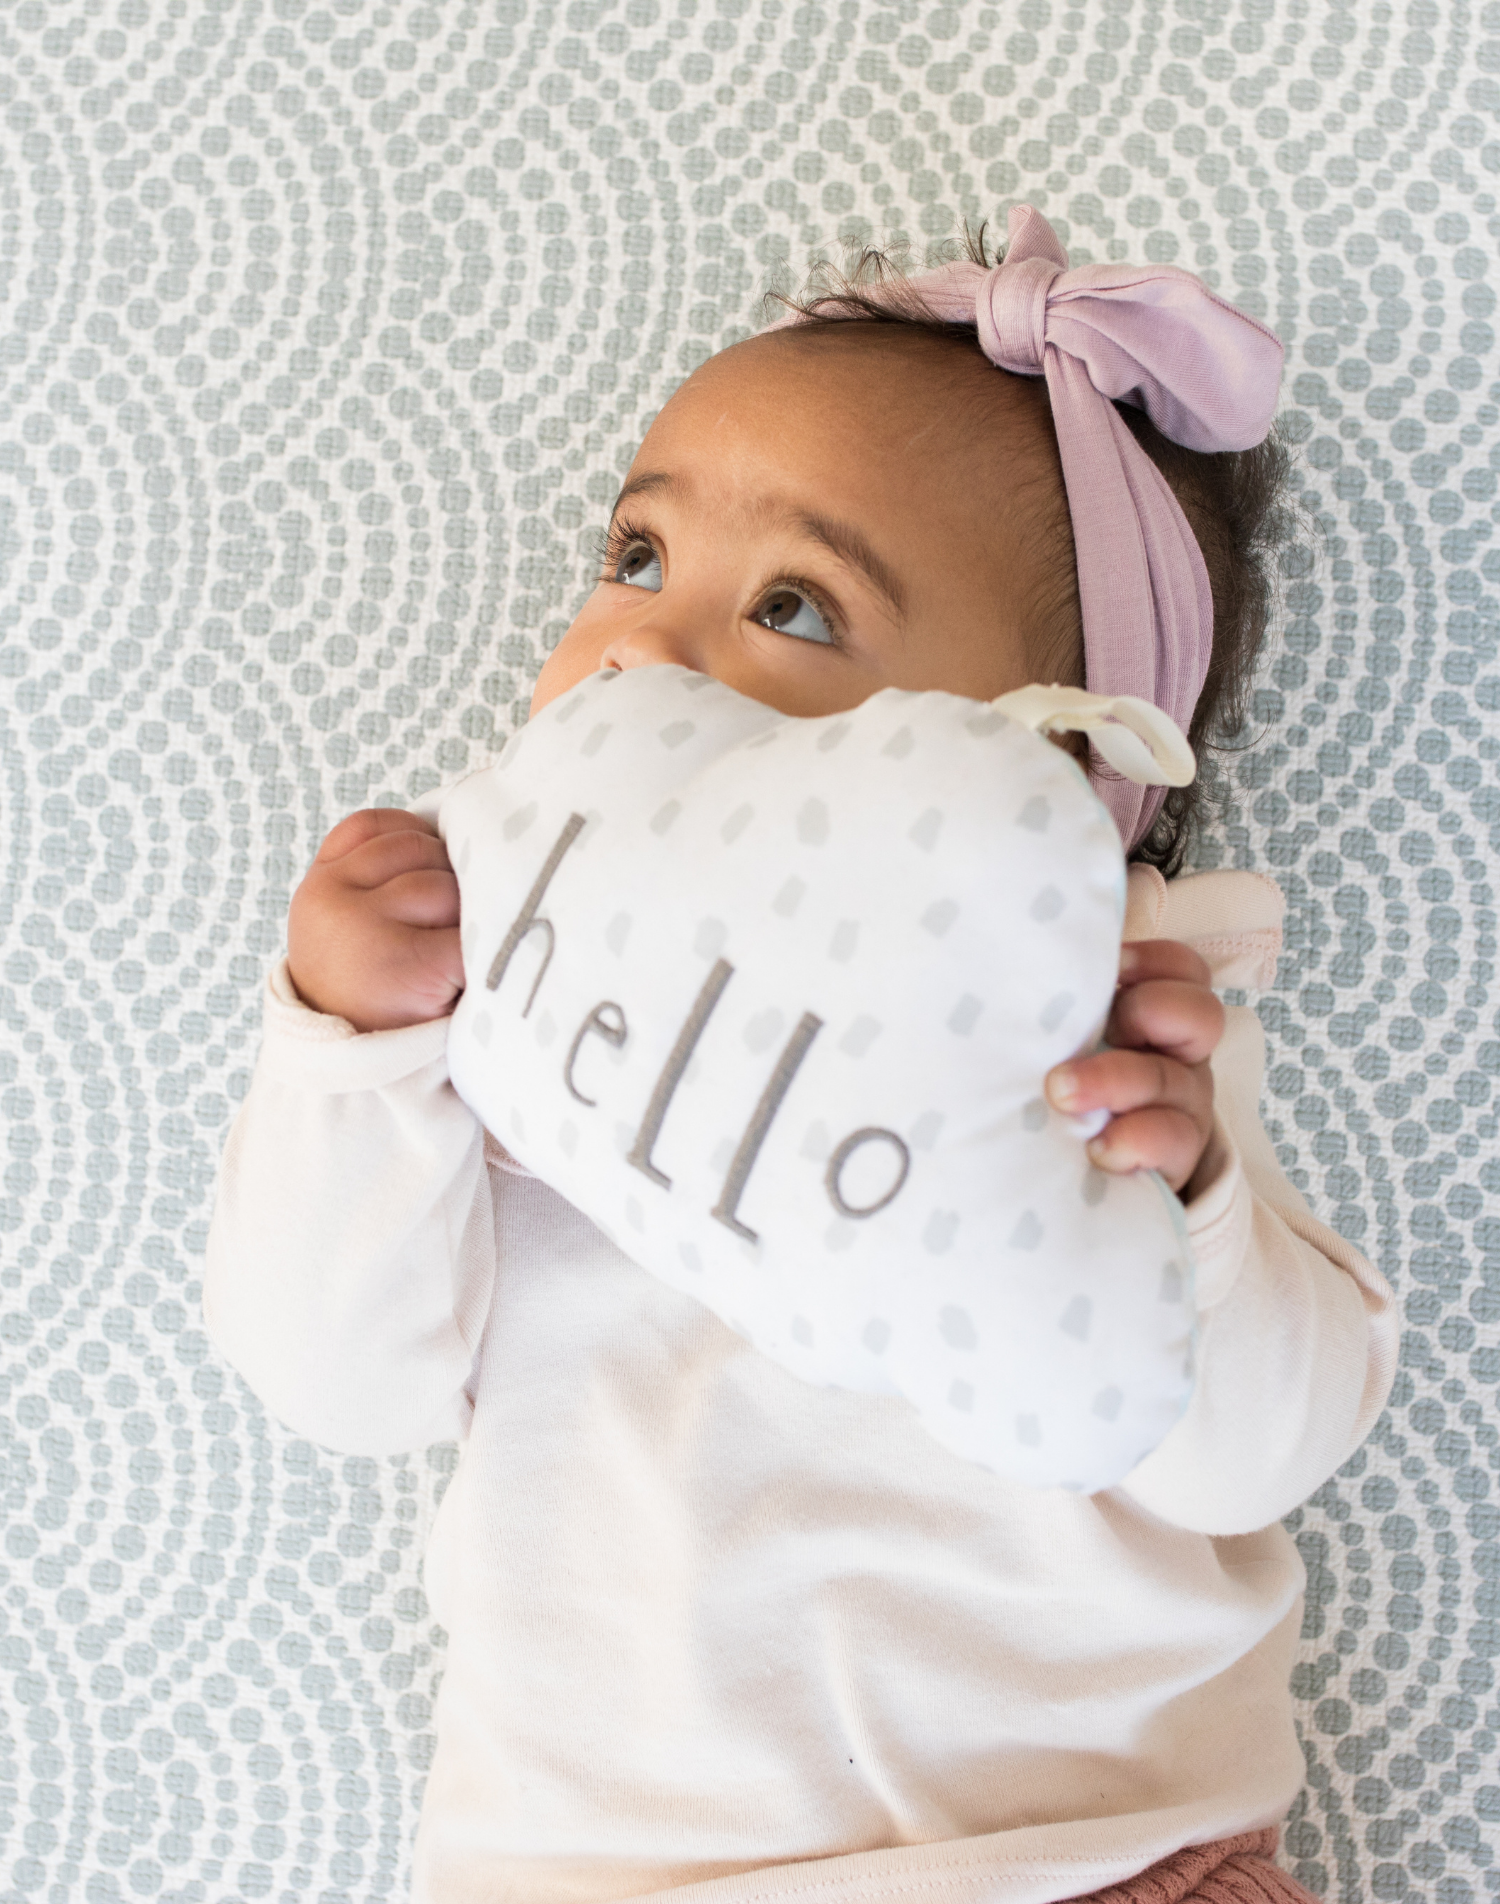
xmin=783 ymin=204 xmax=1285 ymax=849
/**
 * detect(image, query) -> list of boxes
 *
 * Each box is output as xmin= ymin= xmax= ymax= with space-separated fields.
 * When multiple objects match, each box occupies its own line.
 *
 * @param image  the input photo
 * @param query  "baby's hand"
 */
xmin=287 ymin=810 xmax=464 ymax=1032
xmin=1044 ymin=940 xmax=1224 ymax=1196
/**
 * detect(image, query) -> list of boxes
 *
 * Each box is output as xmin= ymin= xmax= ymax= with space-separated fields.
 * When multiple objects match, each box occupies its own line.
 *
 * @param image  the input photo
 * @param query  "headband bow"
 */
xmin=784 ymin=205 xmax=1284 ymax=849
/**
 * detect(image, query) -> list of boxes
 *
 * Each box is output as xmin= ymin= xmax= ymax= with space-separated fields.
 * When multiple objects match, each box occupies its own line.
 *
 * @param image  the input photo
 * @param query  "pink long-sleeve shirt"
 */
xmin=203 ymin=864 xmax=1396 ymax=1904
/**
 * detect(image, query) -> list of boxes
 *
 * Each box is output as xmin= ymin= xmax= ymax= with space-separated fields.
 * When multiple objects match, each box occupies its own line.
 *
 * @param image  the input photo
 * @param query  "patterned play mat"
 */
xmin=1 ymin=0 xmax=1497 ymax=1898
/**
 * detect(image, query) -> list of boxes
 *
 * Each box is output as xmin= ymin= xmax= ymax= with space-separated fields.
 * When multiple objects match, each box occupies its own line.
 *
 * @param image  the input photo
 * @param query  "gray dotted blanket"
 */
xmin=0 ymin=2 xmax=1495 ymax=1900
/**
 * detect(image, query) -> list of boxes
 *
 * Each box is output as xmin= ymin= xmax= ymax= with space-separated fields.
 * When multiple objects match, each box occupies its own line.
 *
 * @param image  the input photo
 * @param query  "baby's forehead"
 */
xmin=643 ymin=325 xmax=1055 ymax=510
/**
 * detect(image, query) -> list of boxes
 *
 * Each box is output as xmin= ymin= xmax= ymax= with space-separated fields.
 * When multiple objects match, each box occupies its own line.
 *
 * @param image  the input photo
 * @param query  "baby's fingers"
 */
xmin=356 ymin=925 xmax=465 ymax=1031
xmin=1106 ymin=976 xmax=1224 ymax=1067
xmin=1047 ymin=1046 xmax=1210 ymax=1127
xmin=316 ymin=807 xmax=441 ymax=865
xmin=375 ymin=868 xmax=461 ymax=930
xmin=1084 ymin=1106 xmax=1207 ymax=1193
xmin=332 ymin=827 xmax=455 ymax=892
xmin=1117 ymin=940 xmax=1212 ymax=990
xmin=399 ymin=924 xmax=466 ymax=1006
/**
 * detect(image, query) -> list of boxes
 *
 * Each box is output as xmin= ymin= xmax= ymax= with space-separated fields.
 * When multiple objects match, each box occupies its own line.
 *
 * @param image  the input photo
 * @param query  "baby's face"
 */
xmin=532 ymin=327 xmax=1057 ymax=721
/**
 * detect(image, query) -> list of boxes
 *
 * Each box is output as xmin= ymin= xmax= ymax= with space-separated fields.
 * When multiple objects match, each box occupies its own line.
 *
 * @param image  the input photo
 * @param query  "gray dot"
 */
xmin=948 ymin=993 xmax=983 ymax=1036
xmin=909 ymin=1109 xmax=944 ymax=1149
xmin=948 ymin=1380 xmax=974 ymax=1413
xmin=650 ymin=798 xmax=681 ymax=835
xmin=1030 ymin=884 xmax=1066 ymax=922
xmin=559 ymin=1118 xmax=578 ymax=1156
xmin=1092 ymin=1386 xmax=1123 ymax=1421
xmin=773 ymin=876 xmax=805 ymax=916
xmin=503 ymin=800 xmax=536 ymax=839
xmin=721 ymin=802 xmax=753 ymax=843
xmin=797 ymin=797 xmax=829 ymax=844
xmin=625 ymin=1196 xmax=645 ymax=1231
xmin=800 ymin=1118 xmax=832 ymax=1160
xmin=605 ymin=911 xmax=632 ymax=955
xmin=1018 ymin=795 xmax=1050 ymax=832
xmin=939 ymin=1304 xmax=977 ymax=1350
xmin=829 ymin=919 xmax=859 ymax=961
xmin=1021 ymin=1097 xmax=1048 ymax=1131
xmin=921 ymin=898 xmax=959 ymax=937
xmin=1016 ymin=1414 xmax=1042 ymax=1446
xmin=1082 ymin=1167 xmax=1108 ymax=1206
xmin=744 ymin=1007 xmax=785 ymax=1052
xmin=679 ymin=1242 xmax=701 ymax=1274
xmin=839 ymin=1014 xmax=881 ymax=1057
xmin=582 ymin=721 xmax=611 ymax=756
xmin=1059 ymin=1294 xmax=1092 ymax=1340
xmin=791 ymin=1314 xmax=815 ymax=1347
xmin=1160 ymin=1261 xmax=1185 ymax=1304
xmin=923 ymin=1209 xmax=959 ymax=1254
xmin=862 ymin=1318 xmax=891 ymax=1355
xmin=471 ymin=1010 xmax=492 ymax=1047
xmin=1009 ymin=1209 xmax=1044 ymax=1249
xmin=965 ymin=708 xmax=1008 ymax=737
xmin=659 ymin=719 xmax=695 ymax=747
xmin=695 ymin=916 xmax=726 ymax=958
xmin=909 ymin=807 xmax=942 ymax=851
xmin=882 ymin=726 xmax=915 ymax=758
xmin=1040 ymin=991 xmax=1075 ymax=1032
xmin=815 ymin=719 xmax=850 ymax=751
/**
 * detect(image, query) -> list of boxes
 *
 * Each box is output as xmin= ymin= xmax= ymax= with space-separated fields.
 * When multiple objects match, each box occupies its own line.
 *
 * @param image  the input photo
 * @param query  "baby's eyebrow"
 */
xmin=791 ymin=511 xmax=907 ymax=621
xmin=611 ymin=470 xmax=676 ymax=515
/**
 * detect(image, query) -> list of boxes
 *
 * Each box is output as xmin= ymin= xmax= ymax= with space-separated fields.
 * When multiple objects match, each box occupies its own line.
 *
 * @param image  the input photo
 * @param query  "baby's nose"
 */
xmin=599 ymin=620 xmax=702 ymax=675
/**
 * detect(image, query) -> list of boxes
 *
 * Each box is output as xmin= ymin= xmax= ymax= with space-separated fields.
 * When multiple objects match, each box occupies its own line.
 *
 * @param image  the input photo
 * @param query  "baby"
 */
xmin=205 ymin=209 xmax=1397 ymax=1904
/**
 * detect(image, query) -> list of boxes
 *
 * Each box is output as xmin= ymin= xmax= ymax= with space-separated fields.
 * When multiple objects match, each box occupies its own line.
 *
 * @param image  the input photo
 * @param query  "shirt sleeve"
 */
xmin=202 ymin=963 xmax=496 ymax=1458
xmin=1117 ymin=1004 xmax=1398 ymax=1535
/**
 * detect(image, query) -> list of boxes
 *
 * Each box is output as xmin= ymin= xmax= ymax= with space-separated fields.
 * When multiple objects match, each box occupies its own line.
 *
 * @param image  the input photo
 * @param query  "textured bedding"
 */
xmin=0 ymin=1 xmax=1497 ymax=1899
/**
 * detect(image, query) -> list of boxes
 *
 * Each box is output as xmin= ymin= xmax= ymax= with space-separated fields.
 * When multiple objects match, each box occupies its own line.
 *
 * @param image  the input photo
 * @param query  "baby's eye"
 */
xmin=752 ymin=586 xmax=834 ymax=646
xmin=613 ymin=542 xmax=662 ymax=591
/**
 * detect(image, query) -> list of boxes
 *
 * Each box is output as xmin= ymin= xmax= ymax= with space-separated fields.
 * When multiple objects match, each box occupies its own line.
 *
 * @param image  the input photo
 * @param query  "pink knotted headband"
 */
xmin=778 ymin=204 xmax=1285 ymax=850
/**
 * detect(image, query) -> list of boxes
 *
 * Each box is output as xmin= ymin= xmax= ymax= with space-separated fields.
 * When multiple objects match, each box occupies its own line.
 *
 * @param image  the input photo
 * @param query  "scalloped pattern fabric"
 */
xmin=0 ymin=3 xmax=1497 ymax=1902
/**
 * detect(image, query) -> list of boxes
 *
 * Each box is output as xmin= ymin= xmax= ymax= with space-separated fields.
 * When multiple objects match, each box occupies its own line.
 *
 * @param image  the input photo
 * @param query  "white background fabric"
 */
xmin=0 ymin=2 xmax=1496 ymax=1901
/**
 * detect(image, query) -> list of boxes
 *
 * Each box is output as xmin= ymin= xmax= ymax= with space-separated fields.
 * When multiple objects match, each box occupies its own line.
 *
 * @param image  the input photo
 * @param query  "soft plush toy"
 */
xmin=441 ymin=664 xmax=1199 ymax=1493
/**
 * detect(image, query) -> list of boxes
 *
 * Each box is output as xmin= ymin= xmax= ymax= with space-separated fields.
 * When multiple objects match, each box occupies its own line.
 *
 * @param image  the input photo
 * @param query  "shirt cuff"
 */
xmin=260 ymin=959 xmax=453 ymax=1093
xmin=1179 ymin=1115 xmax=1252 ymax=1312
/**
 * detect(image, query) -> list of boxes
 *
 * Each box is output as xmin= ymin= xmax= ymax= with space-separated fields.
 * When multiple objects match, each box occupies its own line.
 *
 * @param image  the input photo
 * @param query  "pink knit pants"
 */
xmin=1072 ymin=1831 xmax=1319 ymax=1904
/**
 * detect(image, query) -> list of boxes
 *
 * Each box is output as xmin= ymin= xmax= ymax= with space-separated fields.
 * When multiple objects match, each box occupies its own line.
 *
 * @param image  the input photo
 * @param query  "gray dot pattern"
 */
xmin=0 ymin=0 xmax=1495 ymax=1898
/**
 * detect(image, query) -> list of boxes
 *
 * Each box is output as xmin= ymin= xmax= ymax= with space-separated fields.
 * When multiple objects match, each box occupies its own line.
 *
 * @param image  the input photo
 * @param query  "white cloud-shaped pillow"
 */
xmin=441 ymin=666 xmax=1197 ymax=1492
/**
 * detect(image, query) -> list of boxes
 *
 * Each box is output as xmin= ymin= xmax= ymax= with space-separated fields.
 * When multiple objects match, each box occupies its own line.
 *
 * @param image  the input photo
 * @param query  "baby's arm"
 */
xmin=204 ymin=811 xmax=493 ymax=1456
xmin=1078 ymin=965 xmax=1396 ymax=1535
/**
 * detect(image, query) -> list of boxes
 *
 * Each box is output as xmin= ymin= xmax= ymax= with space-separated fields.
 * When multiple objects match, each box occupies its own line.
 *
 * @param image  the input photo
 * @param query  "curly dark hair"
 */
xmin=767 ymin=230 xmax=1296 ymax=875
